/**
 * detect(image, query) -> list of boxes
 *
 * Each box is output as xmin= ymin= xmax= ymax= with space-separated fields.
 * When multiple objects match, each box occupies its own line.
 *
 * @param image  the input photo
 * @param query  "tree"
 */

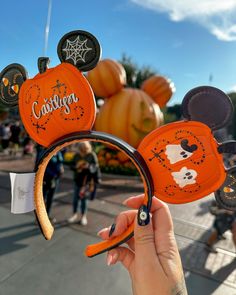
xmin=119 ymin=54 xmax=156 ymax=88
xmin=158 ymin=103 xmax=181 ymax=124
xmin=227 ymin=92 xmax=236 ymax=139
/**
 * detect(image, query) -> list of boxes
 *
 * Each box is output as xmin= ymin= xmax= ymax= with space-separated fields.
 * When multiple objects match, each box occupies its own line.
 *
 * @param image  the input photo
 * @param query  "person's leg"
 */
xmin=206 ymin=230 xmax=218 ymax=247
xmin=72 ymin=184 xmax=80 ymax=214
xmin=206 ymin=220 xmax=220 ymax=253
xmin=46 ymin=185 xmax=56 ymax=215
xmin=80 ymin=198 xmax=88 ymax=215
xmin=90 ymin=183 xmax=97 ymax=201
xmin=80 ymin=197 xmax=88 ymax=225
xmin=231 ymin=221 xmax=236 ymax=248
xmin=68 ymin=183 xmax=80 ymax=223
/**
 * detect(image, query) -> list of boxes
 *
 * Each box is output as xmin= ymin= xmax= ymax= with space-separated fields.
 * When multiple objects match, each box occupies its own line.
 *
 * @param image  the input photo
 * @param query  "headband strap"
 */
xmin=34 ymin=130 xmax=154 ymax=257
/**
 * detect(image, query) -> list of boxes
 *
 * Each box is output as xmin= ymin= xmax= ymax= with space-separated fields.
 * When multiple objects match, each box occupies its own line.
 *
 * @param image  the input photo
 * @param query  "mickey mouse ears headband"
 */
xmin=1 ymin=30 xmax=236 ymax=258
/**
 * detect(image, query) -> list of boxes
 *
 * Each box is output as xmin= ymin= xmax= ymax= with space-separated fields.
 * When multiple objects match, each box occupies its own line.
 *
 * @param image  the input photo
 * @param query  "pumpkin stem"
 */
xmin=38 ymin=57 xmax=50 ymax=74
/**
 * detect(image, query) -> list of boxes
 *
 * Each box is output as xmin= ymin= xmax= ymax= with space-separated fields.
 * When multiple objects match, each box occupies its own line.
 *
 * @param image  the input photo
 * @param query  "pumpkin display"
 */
xmin=95 ymin=88 xmax=163 ymax=148
xmin=96 ymin=146 xmax=139 ymax=176
xmin=87 ymin=59 xmax=126 ymax=98
xmin=117 ymin=151 xmax=129 ymax=163
xmin=141 ymin=75 xmax=175 ymax=108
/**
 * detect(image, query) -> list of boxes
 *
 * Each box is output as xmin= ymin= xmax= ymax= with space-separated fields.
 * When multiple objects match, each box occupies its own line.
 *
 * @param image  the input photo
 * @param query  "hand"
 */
xmin=98 ymin=195 xmax=187 ymax=295
xmin=59 ymin=165 xmax=64 ymax=176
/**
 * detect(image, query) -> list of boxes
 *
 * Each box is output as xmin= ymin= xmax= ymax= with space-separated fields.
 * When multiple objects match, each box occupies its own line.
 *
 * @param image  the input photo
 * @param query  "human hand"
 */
xmin=98 ymin=195 xmax=187 ymax=295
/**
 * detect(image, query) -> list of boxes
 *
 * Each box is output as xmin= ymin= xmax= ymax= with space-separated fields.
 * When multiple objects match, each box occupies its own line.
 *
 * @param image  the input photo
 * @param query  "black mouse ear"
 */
xmin=0 ymin=63 xmax=27 ymax=107
xmin=181 ymin=86 xmax=233 ymax=131
xmin=215 ymin=167 xmax=236 ymax=211
xmin=57 ymin=30 xmax=101 ymax=72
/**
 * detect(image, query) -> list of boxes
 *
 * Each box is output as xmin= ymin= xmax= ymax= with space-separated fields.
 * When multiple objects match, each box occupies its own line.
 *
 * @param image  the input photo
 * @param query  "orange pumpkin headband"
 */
xmin=1 ymin=30 xmax=236 ymax=258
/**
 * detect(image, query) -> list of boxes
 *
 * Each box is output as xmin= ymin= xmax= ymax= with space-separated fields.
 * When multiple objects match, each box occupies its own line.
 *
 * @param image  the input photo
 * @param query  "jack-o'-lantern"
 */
xmin=95 ymin=88 xmax=163 ymax=148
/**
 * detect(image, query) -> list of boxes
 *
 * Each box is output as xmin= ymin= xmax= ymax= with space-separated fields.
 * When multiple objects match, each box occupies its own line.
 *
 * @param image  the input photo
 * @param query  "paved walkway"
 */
xmin=0 ymin=154 xmax=235 ymax=294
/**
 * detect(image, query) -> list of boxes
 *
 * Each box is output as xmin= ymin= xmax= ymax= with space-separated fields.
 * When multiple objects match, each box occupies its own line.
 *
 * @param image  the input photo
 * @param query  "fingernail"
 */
xmin=107 ymin=253 xmax=113 ymax=266
xmin=97 ymin=228 xmax=108 ymax=236
xmin=122 ymin=199 xmax=128 ymax=205
xmin=138 ymin=205 xmax=150 ymax=226
xmin=109 ymin=223 xmax=116 ymax=237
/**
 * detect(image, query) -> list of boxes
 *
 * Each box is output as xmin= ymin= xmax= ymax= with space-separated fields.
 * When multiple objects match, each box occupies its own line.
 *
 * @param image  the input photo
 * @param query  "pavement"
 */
xmin=0 ymin=153 xmax=236 ymax=295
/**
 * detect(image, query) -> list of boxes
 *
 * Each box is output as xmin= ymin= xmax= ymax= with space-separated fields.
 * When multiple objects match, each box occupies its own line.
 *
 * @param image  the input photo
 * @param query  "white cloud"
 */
xmin=131 ymin=0 xmax=236 ymax=41
xmin=230 ymin=84 xmax=236 ymax=92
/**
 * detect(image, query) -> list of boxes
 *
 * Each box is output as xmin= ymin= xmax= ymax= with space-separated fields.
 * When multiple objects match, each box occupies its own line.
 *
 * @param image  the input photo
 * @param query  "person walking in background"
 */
xmin=68 ymin=141 xmax=100 ymax=225
xmin=9 ymin=121 xmax=21 ymax=156
xmin=43 ymin=151 xmax=64 ymax=221
xmin=22 ymin=135 xmax=34 ymax=156
xmin=206 ymin=200 xmax=236 ymax=253
xmin=1 ymin=123 xmax=11 ymax=153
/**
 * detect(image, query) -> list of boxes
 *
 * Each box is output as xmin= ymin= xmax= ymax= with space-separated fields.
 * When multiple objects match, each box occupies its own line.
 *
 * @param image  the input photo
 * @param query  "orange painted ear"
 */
xmin=19 ymin=62 xmax=97 ymax=147
xmin=137 ymin=120 xmax=225 ymax=204
xmin=57 ymin=30 xmax=101 ymax=72
xmin=0 ymin=63 xmax=27 ymax=107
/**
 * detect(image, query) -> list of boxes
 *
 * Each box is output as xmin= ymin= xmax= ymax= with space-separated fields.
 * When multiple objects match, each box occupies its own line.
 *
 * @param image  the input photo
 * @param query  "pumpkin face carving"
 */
xmin=95 ymin=88 xmax=163 ymax=148
xmin=19 ymin=63 xmax=96 ymax=147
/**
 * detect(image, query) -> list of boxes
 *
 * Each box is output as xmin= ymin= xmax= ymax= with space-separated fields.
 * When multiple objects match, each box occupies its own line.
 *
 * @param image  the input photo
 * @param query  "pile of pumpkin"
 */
xmin=96 ymin=146 xmax=138 ymax=176
xmin=87 ymin=59 xmax=175 ymax=175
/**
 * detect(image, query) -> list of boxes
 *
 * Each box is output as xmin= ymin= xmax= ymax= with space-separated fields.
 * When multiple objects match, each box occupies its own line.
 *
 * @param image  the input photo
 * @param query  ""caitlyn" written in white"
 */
xmin=32 ymin=93 xmax=79 ymax=119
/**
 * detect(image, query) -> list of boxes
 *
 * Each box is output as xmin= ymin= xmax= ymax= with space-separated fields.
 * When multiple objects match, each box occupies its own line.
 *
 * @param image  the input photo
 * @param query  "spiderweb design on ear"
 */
xmin=57 ymin=30 xmax=101 ymax=72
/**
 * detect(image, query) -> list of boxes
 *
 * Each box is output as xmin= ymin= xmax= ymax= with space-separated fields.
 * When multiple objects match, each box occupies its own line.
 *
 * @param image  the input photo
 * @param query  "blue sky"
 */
xmin=1 ymin=0 xmax=236 ymax=105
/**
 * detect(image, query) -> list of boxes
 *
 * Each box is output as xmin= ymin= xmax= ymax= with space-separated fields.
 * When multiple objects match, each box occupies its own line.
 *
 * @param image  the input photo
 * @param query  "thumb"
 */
xmin=134 ymin=205 xmax=162 ymax=271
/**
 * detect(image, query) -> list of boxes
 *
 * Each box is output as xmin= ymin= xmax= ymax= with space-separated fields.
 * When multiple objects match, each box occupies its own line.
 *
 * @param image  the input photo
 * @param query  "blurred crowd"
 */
xmin=0 ymin=120 xmax=34 ymax=156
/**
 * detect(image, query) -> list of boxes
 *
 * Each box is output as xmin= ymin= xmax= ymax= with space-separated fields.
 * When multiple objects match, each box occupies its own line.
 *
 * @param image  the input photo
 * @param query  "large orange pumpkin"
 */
xmin=19 ymin=63 xmax=96 ymax=147
xmin=141 ymin=75 xmax=175 ymax=108
xmin=95 ymin=88 xmax=163 ymax=148
xmin=87 ymin=59 xmax=126 ymax=98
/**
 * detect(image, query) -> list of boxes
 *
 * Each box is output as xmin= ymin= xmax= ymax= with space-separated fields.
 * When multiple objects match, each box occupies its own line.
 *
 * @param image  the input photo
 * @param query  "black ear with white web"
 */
xmin=57 ymin=30 xmax=101 ymax=72
xmin=215 ymin=167 xmax=236 ymax=211
xmin=0 ymin=63 xmax=27 ymax=107
xmin=181 ymin=86 xmax=233 ymax=131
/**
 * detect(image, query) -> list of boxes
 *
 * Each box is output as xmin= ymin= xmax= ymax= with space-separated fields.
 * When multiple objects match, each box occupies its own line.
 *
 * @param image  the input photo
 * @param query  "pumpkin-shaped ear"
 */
xmin=0 ymin=63 xmax=27 ymax=107
xmin=57 ymin=30 xmax=101 ymax=72
xmin=215 ymin=167 xmax=236 ymax=211
xmin=181 ymin=86 xmax=233 ymax=131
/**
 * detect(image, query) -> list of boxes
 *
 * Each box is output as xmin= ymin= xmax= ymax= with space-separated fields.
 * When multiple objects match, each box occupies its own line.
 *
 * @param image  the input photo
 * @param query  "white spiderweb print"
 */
xmin=62 ymin=36 xmax=92 ymax=65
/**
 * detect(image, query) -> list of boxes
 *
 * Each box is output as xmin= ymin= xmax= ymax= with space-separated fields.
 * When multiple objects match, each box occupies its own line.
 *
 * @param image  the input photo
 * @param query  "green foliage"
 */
xmin=227 ymin=92 xmax=236 ymax=139
xmin=119 ymin=54 xmax=156 ymax=88
xmin=163 ymin=104 xmax=182 ymax=124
